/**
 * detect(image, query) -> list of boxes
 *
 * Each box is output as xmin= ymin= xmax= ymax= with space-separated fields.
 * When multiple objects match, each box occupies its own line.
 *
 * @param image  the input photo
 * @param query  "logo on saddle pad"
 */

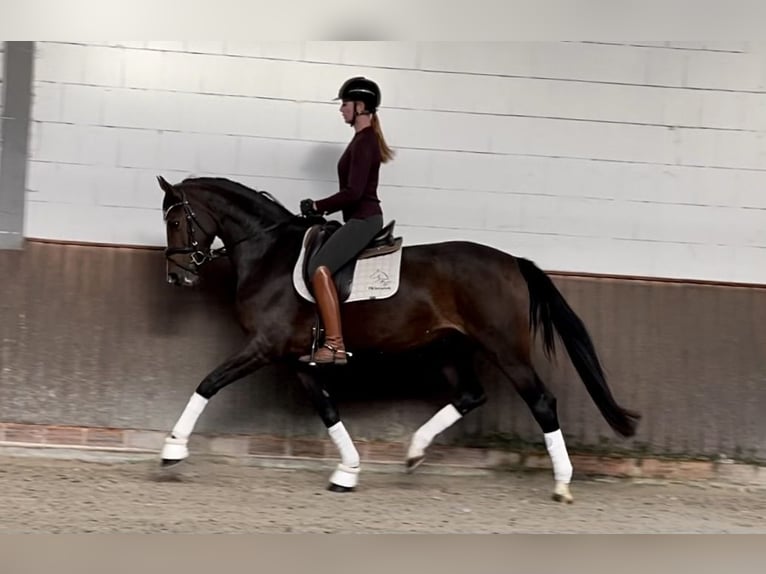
xmin=369 ymin=269 xmax=392 ymax=290
xmin=292 ymin=220 xmax=404 ymax=303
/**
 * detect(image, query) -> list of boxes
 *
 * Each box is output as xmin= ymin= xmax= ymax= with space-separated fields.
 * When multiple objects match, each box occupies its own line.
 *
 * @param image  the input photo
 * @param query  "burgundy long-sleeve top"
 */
xmin=315 ymin=126 xmax=383 ymax=221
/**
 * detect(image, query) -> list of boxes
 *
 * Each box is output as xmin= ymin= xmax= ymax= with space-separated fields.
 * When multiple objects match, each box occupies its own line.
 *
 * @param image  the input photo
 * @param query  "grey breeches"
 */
xmin=308 ymin=214 xmax=384 ymax=277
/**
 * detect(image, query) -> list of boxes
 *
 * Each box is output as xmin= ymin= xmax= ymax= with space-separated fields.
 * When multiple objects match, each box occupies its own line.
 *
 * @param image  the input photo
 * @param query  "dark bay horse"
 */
xmin=157 ymin=175 xmax=640 ymax=503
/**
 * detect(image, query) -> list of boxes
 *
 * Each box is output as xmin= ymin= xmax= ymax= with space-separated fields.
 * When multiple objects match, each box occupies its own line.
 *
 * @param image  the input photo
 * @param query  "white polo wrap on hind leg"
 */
xmin=408 ymin=404 xmax=463 ymax=459
xmin=544 ymin=429 xmax=573 ymax=483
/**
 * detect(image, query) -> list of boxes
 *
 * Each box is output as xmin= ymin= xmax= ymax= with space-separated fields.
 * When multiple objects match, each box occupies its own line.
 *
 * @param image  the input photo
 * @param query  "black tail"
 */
xmin=517 ymin=257 xmax=641 ymax=437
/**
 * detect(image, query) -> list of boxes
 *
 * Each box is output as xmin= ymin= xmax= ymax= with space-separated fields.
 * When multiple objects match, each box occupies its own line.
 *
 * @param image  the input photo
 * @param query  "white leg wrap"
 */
xmin=161 ymin=393 xmax=208 ymax=461
xmin=544 ymin=429 xmax=573 ymax=484
xmin=408 ymin=404 xmax=463 ymax=459
xmin=171 ymin=392 xmax=209 ymax=440
xmin=328 ymin=422 xmax=359 ymax=468
xmin=330 ymin=464 xmax=360 ymax=488
xmin=161 ymin=437 xmax=189 ymax=461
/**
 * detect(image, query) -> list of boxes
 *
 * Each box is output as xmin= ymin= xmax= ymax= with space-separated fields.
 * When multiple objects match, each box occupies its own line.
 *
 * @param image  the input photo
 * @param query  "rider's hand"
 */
xmin=300 ymin=199 xmax=318 ymax=216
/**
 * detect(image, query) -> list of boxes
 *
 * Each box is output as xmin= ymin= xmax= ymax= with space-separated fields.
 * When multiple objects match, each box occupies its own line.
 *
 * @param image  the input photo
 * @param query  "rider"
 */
xmin=299 ymin=76 xmax=395 ymax=365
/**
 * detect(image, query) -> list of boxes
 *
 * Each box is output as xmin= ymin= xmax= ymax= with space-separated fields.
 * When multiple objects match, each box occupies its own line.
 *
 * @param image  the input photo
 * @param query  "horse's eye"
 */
xmin=170 ymin=220 xmax=180 ymax=229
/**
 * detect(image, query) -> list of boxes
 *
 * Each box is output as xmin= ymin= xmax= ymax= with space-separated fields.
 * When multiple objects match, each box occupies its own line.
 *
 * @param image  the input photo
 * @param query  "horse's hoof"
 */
xmin=329 ymin=463 xmax=359 ymax=490
xmin=160 ymin=458 xmax=184 ymax=468
xmin=405 ymin=455 xmax=425 ymax=473
xmin=327 ymin=483 xmax=354 ymax=493
xmin=161 ymin=437 xmax=189 ymax=462
xmin=552 ymin=482 xmax=574 ymax=504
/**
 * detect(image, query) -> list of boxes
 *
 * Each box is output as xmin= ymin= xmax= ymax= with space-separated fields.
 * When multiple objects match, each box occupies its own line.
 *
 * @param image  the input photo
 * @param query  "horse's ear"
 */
xmin=157 ymin=175 xmax=175 ymax=195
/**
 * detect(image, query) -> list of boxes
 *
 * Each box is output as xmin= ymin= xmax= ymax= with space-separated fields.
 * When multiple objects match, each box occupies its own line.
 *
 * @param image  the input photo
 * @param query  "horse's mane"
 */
xmin=179 ymin=176 xmax=296 ymax=220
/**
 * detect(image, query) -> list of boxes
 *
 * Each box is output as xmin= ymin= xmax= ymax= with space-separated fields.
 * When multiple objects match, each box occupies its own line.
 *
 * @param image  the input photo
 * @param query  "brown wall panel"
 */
xmin=1 ymin=241 xmax=764 ymax=462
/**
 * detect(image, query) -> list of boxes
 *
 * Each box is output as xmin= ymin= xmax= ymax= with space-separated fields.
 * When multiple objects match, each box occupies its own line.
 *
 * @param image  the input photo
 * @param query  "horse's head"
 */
xmin=157 ymin=175 xmax=219 ymax=287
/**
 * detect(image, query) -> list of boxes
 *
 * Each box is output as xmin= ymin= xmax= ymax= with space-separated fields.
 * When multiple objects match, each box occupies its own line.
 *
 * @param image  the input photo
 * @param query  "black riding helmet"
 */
xmin=334 ymin=76 xmax=381 ymax=114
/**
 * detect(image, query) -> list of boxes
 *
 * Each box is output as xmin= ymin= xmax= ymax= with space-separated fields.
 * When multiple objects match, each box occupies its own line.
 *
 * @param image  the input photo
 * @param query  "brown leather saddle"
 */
xmin=301 ymin=220 xmax=403 ymax=302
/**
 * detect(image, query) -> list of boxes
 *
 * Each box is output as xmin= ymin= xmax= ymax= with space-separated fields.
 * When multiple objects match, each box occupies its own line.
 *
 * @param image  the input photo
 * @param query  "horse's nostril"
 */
xmin=167 ymin=272 xmax=180 ymax=285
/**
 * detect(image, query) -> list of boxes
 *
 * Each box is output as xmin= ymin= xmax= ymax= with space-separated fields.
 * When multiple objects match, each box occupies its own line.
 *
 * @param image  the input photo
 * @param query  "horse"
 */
xmin=157 ymin=175 xmax=641 ymax=503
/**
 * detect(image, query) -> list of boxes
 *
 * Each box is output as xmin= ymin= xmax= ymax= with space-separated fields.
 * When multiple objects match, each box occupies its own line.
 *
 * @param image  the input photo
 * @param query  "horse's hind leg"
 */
xmin=501 ymin=362 xmax=574 ymax=503
xmin=295 ymin=369 xmax=360 ymax=492
xmin=405 ymin=342 xmax=487 ymax=472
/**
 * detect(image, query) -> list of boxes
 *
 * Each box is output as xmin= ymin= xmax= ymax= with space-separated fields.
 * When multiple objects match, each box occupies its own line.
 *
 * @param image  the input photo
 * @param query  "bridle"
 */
xmin=163 ymin=191 xmax=225 ymax=274
xmin=163 ymin=187 xmax=298 ymax=275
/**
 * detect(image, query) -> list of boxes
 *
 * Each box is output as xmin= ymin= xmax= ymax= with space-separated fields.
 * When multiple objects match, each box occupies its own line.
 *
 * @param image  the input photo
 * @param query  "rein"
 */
xmin=163 ymin=188 xmax=299 ymax=275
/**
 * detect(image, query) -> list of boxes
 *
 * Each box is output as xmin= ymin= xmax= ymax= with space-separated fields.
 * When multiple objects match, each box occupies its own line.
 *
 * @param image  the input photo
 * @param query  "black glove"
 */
xmin=300 ymin=199 xmax=319 ymax=217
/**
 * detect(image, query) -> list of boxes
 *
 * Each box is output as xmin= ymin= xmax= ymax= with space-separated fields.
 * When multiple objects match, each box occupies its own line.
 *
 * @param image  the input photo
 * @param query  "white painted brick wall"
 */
xmin=22 ymin=41 xmax=766 ymax=284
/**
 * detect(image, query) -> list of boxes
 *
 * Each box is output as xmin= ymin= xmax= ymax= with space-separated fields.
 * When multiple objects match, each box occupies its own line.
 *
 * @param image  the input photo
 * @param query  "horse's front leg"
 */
xmin=295 ymin=369 xmax=360 ymax=492
xmin=161 ymin=340 xmax=266 ymax=466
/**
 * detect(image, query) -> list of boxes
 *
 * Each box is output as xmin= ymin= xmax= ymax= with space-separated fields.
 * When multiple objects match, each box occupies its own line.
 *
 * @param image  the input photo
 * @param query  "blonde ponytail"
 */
xmin=371 ymin=114 xmax=395 ymax=164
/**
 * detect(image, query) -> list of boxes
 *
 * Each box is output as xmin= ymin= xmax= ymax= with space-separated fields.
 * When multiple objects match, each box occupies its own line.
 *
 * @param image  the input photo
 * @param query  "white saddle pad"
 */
xmin=292 ymin=228 xmax=403 ymax=303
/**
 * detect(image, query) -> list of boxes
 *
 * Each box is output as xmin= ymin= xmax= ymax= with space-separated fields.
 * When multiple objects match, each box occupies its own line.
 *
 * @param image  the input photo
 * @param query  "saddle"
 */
xmin=301 ymin=219 xmax=403 ymax=302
